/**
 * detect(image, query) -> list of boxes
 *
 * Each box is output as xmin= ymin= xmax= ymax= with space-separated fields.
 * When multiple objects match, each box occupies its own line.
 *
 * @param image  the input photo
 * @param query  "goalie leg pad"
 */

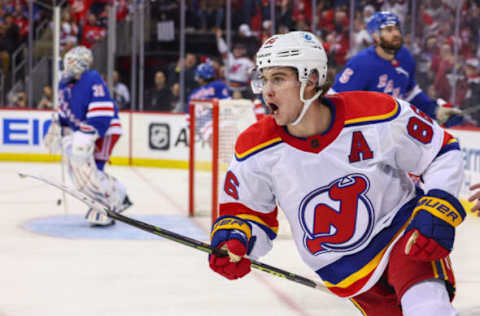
xmin=65 ymin=147 xmax=130 ymax=212
xmin=63 ymin=134 xmax=130 ymax=225
xmin=85 ymin=208 xmax=115 ymax=226
xmin=100 ymin=171 xmax=129 ymax=212
xmin=67 ymin=154 xmax=105 ymax=200
xmin=85 ymin=194 xmax=132 ymax=226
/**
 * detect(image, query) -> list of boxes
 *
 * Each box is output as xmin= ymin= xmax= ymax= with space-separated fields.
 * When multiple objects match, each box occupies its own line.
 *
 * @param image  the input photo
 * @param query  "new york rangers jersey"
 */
xmin=188 ymin=80 xmax=231 ymax=106
xmin=58 ymin=70 xmax=122 ymax=137
xmin=219 ymin=91 xmax=463 ymax=298
xmin=187 ymin=80 xmax=231 ymax=140
xmin=330 ymin=46 xmax=438 ymax=119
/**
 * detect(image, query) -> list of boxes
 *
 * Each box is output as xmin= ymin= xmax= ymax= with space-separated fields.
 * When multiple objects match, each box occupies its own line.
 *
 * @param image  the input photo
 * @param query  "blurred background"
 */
xmin=1 ymin=0 xmax=479 ymax=127
xmin=0 ymin=3 xmax=479 ymax=314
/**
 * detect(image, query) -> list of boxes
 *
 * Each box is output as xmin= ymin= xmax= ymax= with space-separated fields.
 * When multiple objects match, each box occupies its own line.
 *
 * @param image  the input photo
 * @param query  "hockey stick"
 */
xmin=456 ymin=105 xmax=480 ymax=126
xmin=463 ymin=104 xmax=480 ymax=115
xmin=47 ymin=114 xmax=69 ymax=213
xmin=18 ymin=172 xmax=330 ymax=293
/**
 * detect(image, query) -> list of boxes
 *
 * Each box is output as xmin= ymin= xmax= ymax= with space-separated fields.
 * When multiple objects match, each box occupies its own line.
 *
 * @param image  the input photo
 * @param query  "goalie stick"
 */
xmin=18 ymin=172 xmax=330 ymax=294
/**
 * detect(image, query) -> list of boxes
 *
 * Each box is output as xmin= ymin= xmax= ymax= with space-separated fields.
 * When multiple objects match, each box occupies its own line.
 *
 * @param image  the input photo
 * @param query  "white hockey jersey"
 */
xmin=217 ymin=37 xmax=254 ymax=91
xmin=219 ymin=91 xmax=463 ymax=298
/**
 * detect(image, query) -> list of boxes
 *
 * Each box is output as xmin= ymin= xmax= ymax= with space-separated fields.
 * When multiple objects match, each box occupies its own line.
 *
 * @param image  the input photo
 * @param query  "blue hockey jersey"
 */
xmin=330 ymin=46 xmax=438 ymax=118
xmin=58 ymin=70 xmax=122 ymax=137
xmin=187 ymin=80 xmax=231 ymax=113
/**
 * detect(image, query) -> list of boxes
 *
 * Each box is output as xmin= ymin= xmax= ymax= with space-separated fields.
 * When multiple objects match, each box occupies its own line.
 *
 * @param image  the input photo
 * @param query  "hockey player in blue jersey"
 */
xmin=187 ymin=60 xmax=231 ymax=111
xmin=329 ymin=11 xmax=462 ymax=126
xmin=187 ymin=61 xmax=231 ymax=143
xmin=45 ymin=46 xmax=132 ymax=226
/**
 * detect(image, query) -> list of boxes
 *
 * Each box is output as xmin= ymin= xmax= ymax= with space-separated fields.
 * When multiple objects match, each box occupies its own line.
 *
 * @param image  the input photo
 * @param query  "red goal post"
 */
xmin=188 ymin=98 xmax=258 ymax=225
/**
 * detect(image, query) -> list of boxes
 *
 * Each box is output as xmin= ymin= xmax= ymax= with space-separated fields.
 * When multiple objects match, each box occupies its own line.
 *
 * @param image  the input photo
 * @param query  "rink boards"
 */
xmin=0 ymin=108 xmax=478 ymax=201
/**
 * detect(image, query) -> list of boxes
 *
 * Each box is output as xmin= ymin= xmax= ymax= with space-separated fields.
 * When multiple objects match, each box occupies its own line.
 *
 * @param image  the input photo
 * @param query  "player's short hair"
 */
xmin=288 ymin=67 xmax=331 ymax=96
xmin=63 ymin=46 xmax=93 ymax=79
xmin=366 ymin=11 xmax=400 ymax=35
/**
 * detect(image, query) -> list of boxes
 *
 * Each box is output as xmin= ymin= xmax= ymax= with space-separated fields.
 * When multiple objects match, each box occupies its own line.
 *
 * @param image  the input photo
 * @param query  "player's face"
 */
xmin=261 ymin=67 xmax=302 ymax=126
xmin=378 ymin=25 xmax=403 ymax=54
xmin=233 ymin=47 xmax=246 ymax=58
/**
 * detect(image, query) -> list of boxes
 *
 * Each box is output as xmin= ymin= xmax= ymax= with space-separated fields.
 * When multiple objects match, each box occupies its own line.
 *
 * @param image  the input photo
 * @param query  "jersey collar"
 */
xmin=277 ymin=96 xmax=345 ymax=153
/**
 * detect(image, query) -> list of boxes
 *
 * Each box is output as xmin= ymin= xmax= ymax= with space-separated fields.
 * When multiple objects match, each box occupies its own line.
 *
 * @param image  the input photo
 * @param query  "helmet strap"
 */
xmin=290 ymin=82 xmax=322 ymax=126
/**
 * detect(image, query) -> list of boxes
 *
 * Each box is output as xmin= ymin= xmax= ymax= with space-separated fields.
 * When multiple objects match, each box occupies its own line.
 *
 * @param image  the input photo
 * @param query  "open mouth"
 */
xmin=268 ymin=102 xmax=279 ymax=114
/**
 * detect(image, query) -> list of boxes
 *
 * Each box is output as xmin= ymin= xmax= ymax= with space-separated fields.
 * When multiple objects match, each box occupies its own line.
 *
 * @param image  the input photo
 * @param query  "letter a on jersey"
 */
xmin=349 ymin=131 xmax=374 ymax=163
xmin=299 ymin=174 xmax=375 ymax=256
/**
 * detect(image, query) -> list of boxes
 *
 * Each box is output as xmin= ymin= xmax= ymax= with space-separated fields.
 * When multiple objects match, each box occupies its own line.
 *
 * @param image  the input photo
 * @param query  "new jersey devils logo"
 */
xmin=299 ymin=174 xmax=374 ymax=256
xmin=264 ymin=37 xmax=277 ymax=46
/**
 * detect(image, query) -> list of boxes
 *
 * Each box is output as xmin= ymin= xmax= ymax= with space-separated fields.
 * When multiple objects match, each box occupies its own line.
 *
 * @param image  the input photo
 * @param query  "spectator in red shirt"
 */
xmin=323 ymin=9 xmax=349 ymax=67
xmin=433 ymin=42 xmax=455 ymax=102
xmin=60 ymin=9 xmax=79 ymax=53
xmin=12 ymin=5 xmax=28 ymax=38
xmin=68 ymin=0 xmax=95 ymax=24
xmin=81 ymin=12 xmax=106 ymax=48
xmin=291 ymin=0 xmax=311 ymax=28
xmin=115 ymin=0 xmax=131 ymax=21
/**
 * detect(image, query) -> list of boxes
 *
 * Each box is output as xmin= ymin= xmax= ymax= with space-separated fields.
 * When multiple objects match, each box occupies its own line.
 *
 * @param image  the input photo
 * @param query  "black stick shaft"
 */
xmin=19 ymin=172 xmax=327 ymax=292
xmin=107 ymin=210 xmax=320 ymax=289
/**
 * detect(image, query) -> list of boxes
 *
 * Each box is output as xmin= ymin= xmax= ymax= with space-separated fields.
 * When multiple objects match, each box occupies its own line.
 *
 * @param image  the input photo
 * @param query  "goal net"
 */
xmin=188 ymin=98 xmax=257 ymax=225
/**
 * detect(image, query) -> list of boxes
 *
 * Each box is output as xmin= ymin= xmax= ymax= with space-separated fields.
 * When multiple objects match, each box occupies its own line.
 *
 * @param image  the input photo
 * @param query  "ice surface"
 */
xmin=1 ymin=162 xmax=479 ymax=316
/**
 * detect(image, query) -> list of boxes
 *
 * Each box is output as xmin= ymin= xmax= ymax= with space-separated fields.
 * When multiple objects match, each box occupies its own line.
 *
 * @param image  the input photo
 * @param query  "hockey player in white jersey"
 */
xmin=208 ymin=31 xmax=465 ymax=316
xmin=216 ymin=29 xmax=255 ymax=97
xmin=329 ymin=11 xmax=462 ymax=127
xmin=45 ymin=46 xmax=132 ymax=226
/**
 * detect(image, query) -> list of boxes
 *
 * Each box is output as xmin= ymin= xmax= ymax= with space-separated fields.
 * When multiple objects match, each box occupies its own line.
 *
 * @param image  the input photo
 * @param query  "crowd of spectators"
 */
xmin=142 ymin=0 xmax=480 ymax=126
xmin=5 ymin=0 xmax=132 ymax=107
xmin=0 ymin=0 xmax=54 ymax=106
xmin=407 ymin=0 xmax=480 ymax=125
xmin=0 ymin=0 xmax=37 ymax=85
xmin=61 ymin=0 xmax=133 ymax=52
xmin=6 ymin=0 xmax=480 ymax=126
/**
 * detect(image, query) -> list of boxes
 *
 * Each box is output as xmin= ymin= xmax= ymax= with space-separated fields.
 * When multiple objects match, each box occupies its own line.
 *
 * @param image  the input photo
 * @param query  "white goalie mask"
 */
xmin=251 ymin=31 xmax=328 ymax=125
xmin=63 ymin=46 xmax=93 ymax=80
